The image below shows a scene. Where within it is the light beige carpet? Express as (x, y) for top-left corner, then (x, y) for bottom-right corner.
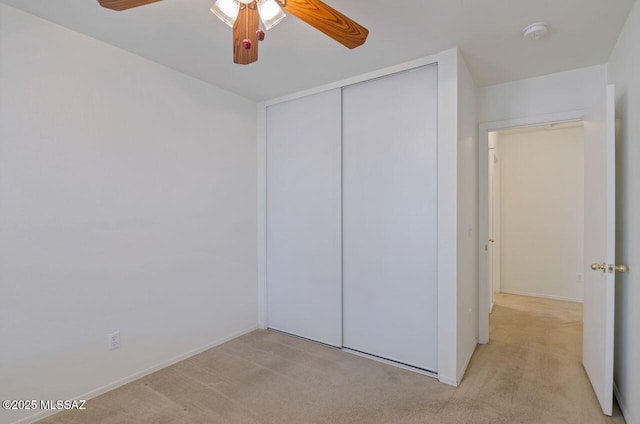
(39, 294), (625, 423)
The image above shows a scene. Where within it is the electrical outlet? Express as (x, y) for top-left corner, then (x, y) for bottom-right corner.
(577, 273), (584, 283)
(108, 331), (120, 350)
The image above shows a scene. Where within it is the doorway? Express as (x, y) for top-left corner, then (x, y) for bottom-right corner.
(478, 110), (587, 344)
(487, 121), (585, 307)
(478, 87), (618, 416)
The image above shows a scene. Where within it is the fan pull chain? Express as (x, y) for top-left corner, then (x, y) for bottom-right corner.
(242, 4), (252, 50)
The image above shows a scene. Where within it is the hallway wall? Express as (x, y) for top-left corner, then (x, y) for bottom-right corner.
(497, 124), (585, 302)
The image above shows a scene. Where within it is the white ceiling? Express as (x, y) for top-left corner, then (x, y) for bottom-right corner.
(1, 0), (635, 101)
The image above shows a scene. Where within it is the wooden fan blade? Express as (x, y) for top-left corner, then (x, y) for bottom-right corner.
(281, 0), (368, 49)
(97, 0), (162, 11)
(233, 3), (260, 65)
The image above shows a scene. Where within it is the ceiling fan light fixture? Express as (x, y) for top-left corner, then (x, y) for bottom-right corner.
(257, 0), (286, 30)
(211, 0), (240, 28)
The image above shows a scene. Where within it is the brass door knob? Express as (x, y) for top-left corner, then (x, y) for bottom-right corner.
(613, 264), (629, 273)
(488, 238), (495, 243)
(591, 262), (606, 272)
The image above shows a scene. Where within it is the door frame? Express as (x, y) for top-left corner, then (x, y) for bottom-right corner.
(477, 110), (586, 343)
(487, 144), (496, 310)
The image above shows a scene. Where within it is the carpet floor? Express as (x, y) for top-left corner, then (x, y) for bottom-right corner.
(39, 293), (626, 423)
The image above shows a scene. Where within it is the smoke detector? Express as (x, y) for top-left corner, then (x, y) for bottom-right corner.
(522, 22), (549, 40)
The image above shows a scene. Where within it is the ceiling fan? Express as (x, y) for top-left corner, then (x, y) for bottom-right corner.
(97, 0), (369, 65)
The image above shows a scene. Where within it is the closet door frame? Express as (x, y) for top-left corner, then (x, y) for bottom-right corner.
(257, 50), (460, 386)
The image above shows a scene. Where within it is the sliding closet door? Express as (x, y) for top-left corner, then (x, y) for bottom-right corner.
(266, 89), (342, 347)
(342, 65), (438, 371)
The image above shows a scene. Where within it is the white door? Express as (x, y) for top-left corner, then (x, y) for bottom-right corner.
(583, 84), (617, 415)
(342, 65), (438, 372)
(266, 89), (342, 347)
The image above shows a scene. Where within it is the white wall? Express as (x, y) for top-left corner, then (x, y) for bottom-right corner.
(434, 48), (462, 386)
(497, 125), (585, 302)
(608, 2), (640, 422)
(456, 51), (478, 383)
(478, 64), (608, 123)
(0, 5), (258, 424)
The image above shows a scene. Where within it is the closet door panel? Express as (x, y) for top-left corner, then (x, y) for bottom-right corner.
(342, 65), (438, 371)
(266, 89), (342, 347)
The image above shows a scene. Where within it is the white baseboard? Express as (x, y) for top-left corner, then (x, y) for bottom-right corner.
(614, 381), (636, 424)
(438, 375), (458, 387)
(15, 325), (258, 424)
(500, 289), (583, 304)
(490, 302), (494, 313)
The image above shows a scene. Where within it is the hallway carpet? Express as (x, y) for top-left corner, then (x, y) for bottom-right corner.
(39, 294), (625, 423)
